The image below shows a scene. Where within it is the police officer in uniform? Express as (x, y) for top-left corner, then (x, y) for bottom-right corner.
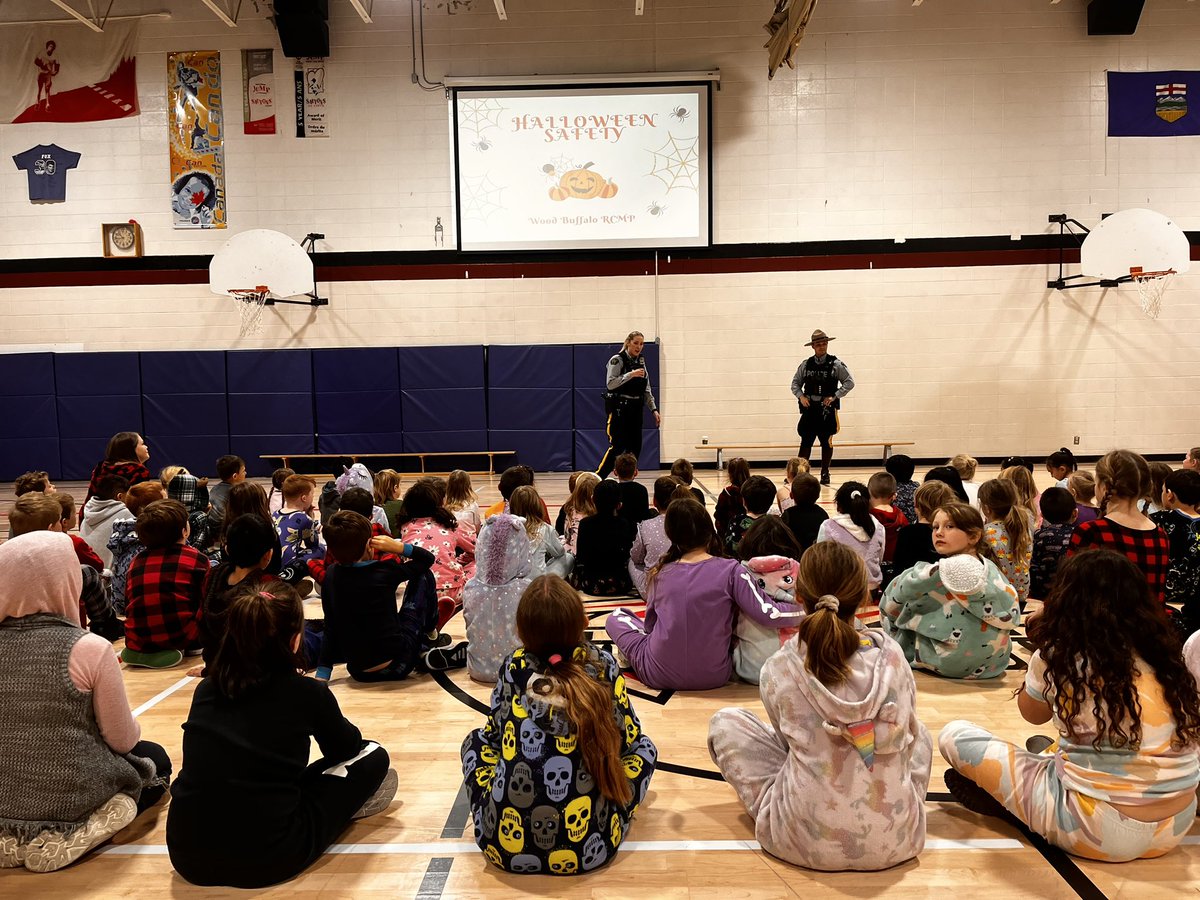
(597, 331), (660, 478)
(790, 329), (855, 485)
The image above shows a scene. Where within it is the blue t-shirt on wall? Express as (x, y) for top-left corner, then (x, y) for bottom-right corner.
(13, 144), (81, 202)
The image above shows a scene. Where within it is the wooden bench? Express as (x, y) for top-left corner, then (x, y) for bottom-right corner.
(260, 450), (516, 478)
(693, 441), (914, 469)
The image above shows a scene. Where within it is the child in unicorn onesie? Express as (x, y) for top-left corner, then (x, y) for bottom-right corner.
(709, 542), (932, 871)
(463, 514), (533, 683)
(880, 503), (1019, 680)
(336, 464), (390, 534)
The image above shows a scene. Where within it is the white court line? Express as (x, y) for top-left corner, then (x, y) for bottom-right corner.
(131, 676), (194, 718)
(98, 837), (1024, 857)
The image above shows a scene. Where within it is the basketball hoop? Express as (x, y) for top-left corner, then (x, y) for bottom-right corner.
(1129, 267), (1175, 320)
(230, 285), (270, 336)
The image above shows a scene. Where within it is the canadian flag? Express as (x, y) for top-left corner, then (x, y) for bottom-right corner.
(1, 22), (139, 124)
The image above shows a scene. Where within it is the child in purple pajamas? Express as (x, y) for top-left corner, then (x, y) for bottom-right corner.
(605, 498), (801, 691)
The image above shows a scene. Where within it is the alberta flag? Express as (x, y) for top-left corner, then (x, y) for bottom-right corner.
(1108, 71), (1200, 136)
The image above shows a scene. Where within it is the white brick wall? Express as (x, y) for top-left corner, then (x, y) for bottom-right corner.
(1, 0), (1197, 462)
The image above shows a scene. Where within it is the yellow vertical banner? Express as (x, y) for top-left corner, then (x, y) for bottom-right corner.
(168, 50), (226, 229)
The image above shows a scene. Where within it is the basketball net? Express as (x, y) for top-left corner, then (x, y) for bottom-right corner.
(1129, 267), (1175, 320)
(230, 286), (270, 336)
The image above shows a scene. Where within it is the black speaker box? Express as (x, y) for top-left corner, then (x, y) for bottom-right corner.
(1086, 0), (1145, 36)
(274, 0), (330, 58)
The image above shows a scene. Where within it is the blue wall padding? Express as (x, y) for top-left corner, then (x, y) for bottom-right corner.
(400, 388), (486, 432)
(143, 394), (229, 436)
(0, 354), (60, 478)
(0, 352), (55, 395)
(227, 349), (312, 394)
(490, 429), (574, 472)
(401, 429), (489, 454)
(574, 430), (609, 473)
(54, 352), (140, 396)
(56, 395), (142, 439)
(228, 393), (313, 436)
(489, 344), (572, 388)
(150, 435), (231, 477)
(59, 439), (110, 480)
(140, 350), (226, 394)
(398, 345), (484, 389)
(313, 347), (399, 393)
(489, 387), (571, 432)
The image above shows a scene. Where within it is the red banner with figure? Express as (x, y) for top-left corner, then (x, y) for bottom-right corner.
(1, 22), (140, 124)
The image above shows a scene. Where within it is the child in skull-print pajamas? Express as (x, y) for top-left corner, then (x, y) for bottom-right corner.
(460, 645), (655, 875)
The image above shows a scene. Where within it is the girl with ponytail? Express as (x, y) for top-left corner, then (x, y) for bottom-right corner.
(167, 582), (396, 888)
(461, 575), (655, 876)
(816, 481), (885, 589)
(881, 502), (1020, 679)
(979, 478), (1033, 603)
(709, 542), (932, 871)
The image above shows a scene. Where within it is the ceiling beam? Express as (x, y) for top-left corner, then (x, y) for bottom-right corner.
(46, 0), (107, 31)
(636, 0), (644, 14)
(493, 0), (507, 21)
(347, 0), (374, 23)
(198, 0), (243, 28)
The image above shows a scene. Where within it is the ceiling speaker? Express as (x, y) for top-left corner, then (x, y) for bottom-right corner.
(1086, 0), (1145, 36)
(274, 0), (330, 58)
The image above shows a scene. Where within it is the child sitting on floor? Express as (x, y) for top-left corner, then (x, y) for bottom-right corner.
(462, 513), (534, 683)
(1069, 470), (1099, 524)
(121, 500), (210, 669)
(612, 453), (651, 525)
(725, 475), (777, 555)
(1029, 487), (1077, 601)
(267, 466), (294, 517)
(606, 499), (801, 691)
(53, 493), (103, 573)
(571, 480), (635, 597)
(374, 469), (405, 535)
(206, 455), (246, 541)
(940, 550), (1200, 863)
(776, 457), (809, 513)
(108, 481), (167, 616)
(869, 471), (910, 587)
(628, 478), (690, 596)
(0, 532), (171, 873)
(315, 511), (460, 682)
(273, 474), (325, 581)
(817, 481), (885, 591)
(1152, 469), (1200, 635)
(780, 473), (827, 553)
(881, 502), (1019, 680)
(885, 454), (919, 526)
(671, 457), (706, 508)
(510, 485), (571, 578)
(980, 478), (1034, 604)
(710, 541), (932, 871)
(336, 463), (390, 534)
(732, 516), (805, 684)
(891, 481), (958, 578)
(714, 457), (751, 540)
(13, 469), (54, 496)
(560, 472), (600, 556)
(444, 470), (482, 536)
(161, 465), (210, 548)
(396, 480), (477, 627)
(461, 574), (656, 876)
(167, 582), (396, 889)
(80, 474), (130, 568)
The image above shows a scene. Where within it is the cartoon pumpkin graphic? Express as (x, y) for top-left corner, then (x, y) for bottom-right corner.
(549, 162), (618, 201)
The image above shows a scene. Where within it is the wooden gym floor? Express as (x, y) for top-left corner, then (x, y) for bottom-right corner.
(1, 462), (1197, 899)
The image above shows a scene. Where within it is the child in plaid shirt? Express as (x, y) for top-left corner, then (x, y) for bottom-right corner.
(1030, 488), (1077, 600)
(122, 499), (209, 669)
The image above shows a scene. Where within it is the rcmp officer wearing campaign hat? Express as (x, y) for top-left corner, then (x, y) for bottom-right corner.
(790, 329), (855, 485)
(597, 331), (660, 479)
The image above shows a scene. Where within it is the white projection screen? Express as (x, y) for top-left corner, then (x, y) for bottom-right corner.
(453, 83), (711, 252)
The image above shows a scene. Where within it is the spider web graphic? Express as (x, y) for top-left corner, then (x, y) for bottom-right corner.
(647, 133), (700, 193)
(459, 98), (506, 137)
(461, 175), (505, 223)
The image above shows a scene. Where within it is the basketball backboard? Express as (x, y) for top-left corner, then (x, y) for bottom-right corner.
(1079, 208), (1190, 280)
(209, 229), (315, 299)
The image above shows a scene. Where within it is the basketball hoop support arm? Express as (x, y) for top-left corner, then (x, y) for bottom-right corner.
(1047, 213), (1121, 290)
(265, 232), (329, 307)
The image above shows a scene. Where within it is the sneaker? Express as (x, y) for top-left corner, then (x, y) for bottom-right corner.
(121, 648), (184, 669)
(423, 640), (469, 671)
(0, 834), (26, 869)
(24, 793), (137, 873)
(353, 768), (398, 819)
(1026, 735), (1055, 754)
(426, 630), (453, 648)
(296, 578), (315, 600)
(820, 473), (831, 486)
(943, 769), (1019, 825)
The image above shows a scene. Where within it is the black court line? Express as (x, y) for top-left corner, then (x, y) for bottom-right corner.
(658, 760), (724, 781)
(431, 669), (489, 714)
(440, 785), (472, 839)
(415, 857), (453, 900)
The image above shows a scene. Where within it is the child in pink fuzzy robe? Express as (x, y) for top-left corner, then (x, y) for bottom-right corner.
(395, 481), (476, 626)
(709, 541), (932, 871)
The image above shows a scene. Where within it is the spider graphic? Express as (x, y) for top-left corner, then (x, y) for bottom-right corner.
(647, 201), (667, 216)
(471, 136), (492, 151)
(669, 106), (690, 123)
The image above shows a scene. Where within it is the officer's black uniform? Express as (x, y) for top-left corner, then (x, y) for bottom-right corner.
(597, 349), (656, 478)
